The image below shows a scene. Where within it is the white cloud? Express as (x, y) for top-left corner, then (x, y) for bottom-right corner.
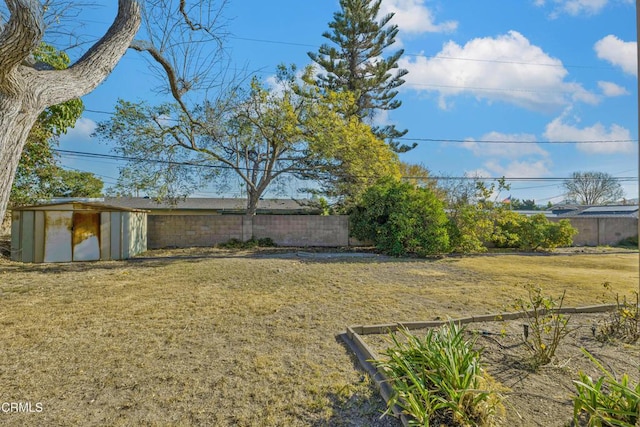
(59, 117), (97, 142)
(484, 159), (552, 178)
(535, 0), (610, 17)
(597, 80), (629, 97)
(400, 31), (597, 112)
(380, 0), (457, 34)
(544, 110), (634, 154)
(594, 35), (637, 77)
(462, 132), (548, 159)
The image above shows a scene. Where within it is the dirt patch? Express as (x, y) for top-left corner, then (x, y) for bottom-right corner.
(361, 312), (640, 426)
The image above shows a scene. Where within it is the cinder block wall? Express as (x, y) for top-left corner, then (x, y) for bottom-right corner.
(252, 215), (349, 247)
(147, 215), (350, 248)
(560, 217), (638, 246)
(148, 215), (244, 248)
(147, 214), (637, 249)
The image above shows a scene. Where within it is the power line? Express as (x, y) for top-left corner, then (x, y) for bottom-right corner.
(55, 148), (638, 182)
(227, 35), (615, 71)
(81, 109), (638, 145)
(399, 137), (638, 144)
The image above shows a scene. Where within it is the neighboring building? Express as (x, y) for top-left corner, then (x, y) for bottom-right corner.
(11, 202), (148, 263)
(103, 197), (321, 215)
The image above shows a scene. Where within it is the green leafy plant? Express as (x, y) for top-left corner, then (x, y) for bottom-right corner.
(218, 237), (276, 249)
(573, 348), (640, 426)
(598, 283), (639, 344)
(513, 285), (571, 368)
(491, 213), (577, 251)
(375, 322), (501, 426)
(349, 177), (450, 257)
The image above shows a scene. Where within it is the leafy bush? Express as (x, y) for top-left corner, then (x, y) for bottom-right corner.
(512, 285), (571, 368)
(218, 237), (276, 249)
(573, 348), (640, 427)
(616, 235), (638, 248)
(375, 323), (501, 426)
(350, 177), (450, 256)
(492, 213), (577, 251)
(447, 203), (493, 253)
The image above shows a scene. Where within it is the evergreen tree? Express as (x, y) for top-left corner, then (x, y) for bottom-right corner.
(308, 0), (414, 152)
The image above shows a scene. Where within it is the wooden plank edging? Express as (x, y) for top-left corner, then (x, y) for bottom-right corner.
(339, 303), (624, 426)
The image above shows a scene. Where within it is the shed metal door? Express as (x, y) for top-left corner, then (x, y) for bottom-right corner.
(44, 211), (73, 262)
(72, 212), (101, 261)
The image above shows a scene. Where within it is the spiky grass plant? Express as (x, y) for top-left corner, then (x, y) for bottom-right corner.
(375, 322), (501, 426)
(573, 348), (640, 427)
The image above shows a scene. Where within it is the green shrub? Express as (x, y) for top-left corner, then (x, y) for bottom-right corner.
(616, 235), (638, 248)
(573, 348), (640, 426)
(218, 237), (277, 249)
(492, 213), (577, 251)
(349, 177), (450, 256)
(447, 203), (493, 253)
(375, 323), (501, 426)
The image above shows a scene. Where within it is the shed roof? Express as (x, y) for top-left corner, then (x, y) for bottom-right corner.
(12, 201), (149, 213)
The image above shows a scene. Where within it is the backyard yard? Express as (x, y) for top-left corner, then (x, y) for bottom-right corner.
(0, 246), (638, 426)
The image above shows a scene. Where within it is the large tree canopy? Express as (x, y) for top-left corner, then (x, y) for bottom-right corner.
(96, 66), (400, 214)
(0, 1), (141, 221)
(308, 0), (413, 152)
(562, 171), (625, 205)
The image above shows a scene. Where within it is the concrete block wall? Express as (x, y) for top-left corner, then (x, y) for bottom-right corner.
(147, 215), (350, 248)
(561, 217), (638, 246)
(251, 215), (349, 247)
(148, 215), (243, 248)
(147, 214), (637, 249)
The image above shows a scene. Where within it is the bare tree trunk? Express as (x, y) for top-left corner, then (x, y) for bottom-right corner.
(0, 0), (141, 221)
(246, 189), (259, 216)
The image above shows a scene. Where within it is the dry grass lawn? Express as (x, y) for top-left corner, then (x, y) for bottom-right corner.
(0, 247), (637, 426)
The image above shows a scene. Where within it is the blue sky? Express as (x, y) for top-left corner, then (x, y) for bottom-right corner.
(56, 0), (638, 205)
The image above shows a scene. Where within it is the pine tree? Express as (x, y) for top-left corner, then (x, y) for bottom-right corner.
(308, 0), (414, 152)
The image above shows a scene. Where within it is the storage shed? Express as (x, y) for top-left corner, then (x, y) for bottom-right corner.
(11, 202), (148, 263)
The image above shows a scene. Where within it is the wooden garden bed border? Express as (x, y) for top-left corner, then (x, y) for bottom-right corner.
(338, 304), (620, 426)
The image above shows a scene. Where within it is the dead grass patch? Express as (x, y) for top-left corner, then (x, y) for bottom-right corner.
(0, 248), (637, 426)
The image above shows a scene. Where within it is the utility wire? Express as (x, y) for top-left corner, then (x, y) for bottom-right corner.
(81, 109), (638, 145)
(55, 148), (638, 181)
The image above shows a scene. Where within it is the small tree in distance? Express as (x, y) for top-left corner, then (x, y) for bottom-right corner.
(563, 171), (624, 205)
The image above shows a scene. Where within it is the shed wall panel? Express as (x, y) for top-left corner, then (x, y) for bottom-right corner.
(122, 212), (131, 258)
(110, 213), (122, 260)
(44, 211), (72, 262)
(100, 212), (111, 261)
(34, 211), (45, 263)
(21, 211), (35, 263)
(10, 211), (20, 261)
(72, 212), (101, 261)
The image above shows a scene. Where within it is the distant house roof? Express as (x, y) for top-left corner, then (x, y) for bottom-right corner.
(548, 204), (638, 218)
(514, 204), (639, 219)
(567, 205), (639, 218)
(511, 210), (558, 218)
(103, 197), (320, 214)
